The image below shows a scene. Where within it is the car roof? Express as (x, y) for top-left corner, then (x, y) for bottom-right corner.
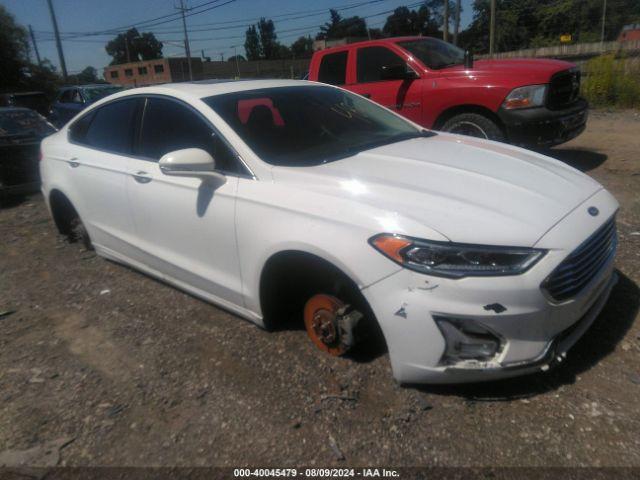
(0, 106), (36, 113)
(103, 79), (323, 101)
(1, 91), (45, 97)
(59, 84), (116, 91)
(317, 35), (435, 53)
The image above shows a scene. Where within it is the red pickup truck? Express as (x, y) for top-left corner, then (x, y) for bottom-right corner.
(308, 36), (587, 147)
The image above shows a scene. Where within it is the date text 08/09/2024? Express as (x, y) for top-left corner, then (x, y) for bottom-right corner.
(233, 468), (400, 478)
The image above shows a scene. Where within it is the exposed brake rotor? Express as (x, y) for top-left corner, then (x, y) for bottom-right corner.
(303, 294), (362, 356)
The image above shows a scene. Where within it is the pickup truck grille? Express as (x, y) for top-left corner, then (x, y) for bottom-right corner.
(543, 216), (617, 302)
(547, 69), (581, 110)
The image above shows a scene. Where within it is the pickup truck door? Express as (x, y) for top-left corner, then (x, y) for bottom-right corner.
(346, 46), (423, 125)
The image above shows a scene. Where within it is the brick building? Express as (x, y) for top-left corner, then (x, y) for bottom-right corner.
(103, 57), (203, 86)
(618, 24), (640, 42)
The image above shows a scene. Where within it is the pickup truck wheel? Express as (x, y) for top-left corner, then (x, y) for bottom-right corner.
(441, 113), (505, 142)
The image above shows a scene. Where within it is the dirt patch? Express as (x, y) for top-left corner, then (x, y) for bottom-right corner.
(0, 110), (639, 467)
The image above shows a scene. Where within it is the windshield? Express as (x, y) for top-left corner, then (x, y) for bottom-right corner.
(397, 38), (465, 70)
(204, 86), (428, 167)
(81, 86), (123, 102)
(0, 109), (56, 137)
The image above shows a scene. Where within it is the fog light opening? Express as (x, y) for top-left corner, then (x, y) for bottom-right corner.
(434, 316), (504, 365)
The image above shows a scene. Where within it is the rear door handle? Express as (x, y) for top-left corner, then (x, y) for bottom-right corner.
(67, 157), (79, 168)
(132, 171), (152, 184)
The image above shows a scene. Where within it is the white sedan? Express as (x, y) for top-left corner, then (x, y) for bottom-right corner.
(40, 80), (618, 384)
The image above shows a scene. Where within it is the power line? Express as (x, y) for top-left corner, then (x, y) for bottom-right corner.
(36, 0), (393, 38)
(193, 0), (424, 47)
(52, 0), (233, 39)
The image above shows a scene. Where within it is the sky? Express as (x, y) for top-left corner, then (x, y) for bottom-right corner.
(2, 0), (474, 74)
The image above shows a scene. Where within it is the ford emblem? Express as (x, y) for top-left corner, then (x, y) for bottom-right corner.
(588, 206), (599, 216)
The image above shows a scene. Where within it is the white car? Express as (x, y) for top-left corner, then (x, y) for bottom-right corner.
(40, 80), (618, 384)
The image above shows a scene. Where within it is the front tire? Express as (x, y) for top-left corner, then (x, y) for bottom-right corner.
(441, 113), (505, 142)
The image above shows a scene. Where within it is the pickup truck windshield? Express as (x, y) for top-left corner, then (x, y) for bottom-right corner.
(204, 86), (429, 167)
(397, 38), (465, 70)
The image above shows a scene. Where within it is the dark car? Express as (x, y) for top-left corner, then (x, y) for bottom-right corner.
(0, 91), (50, 116)
(0, 107), (57, 196)
(49, 84), (123, 127)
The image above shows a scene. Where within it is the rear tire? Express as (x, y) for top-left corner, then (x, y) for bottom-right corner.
(69, 216), (93, 250)
(441, 113), (505, 142)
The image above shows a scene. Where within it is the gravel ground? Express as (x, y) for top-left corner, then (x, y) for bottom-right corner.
(0, 110), (639, 468)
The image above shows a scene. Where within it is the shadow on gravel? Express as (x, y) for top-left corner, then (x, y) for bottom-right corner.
(543, 148), (608, 172)
(415, 271), (639, 401)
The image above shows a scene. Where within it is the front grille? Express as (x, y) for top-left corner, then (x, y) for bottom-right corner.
(543, 216), (617, 302)
(547, 69), (581, 110)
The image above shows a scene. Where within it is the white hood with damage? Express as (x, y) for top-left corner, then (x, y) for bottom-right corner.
(271, 133), (602, 247)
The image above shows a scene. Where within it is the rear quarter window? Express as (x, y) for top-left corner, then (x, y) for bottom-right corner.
(317, 51), (348, 86)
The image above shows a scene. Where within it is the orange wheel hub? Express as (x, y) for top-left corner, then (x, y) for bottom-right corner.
(304, 294), (348, 356)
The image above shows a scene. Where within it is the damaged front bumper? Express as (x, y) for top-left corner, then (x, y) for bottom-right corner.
(361, 189), (619, 384)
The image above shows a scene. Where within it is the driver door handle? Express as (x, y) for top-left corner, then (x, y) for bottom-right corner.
(67, 157), (79, 168)
(132, 171), (152, 184)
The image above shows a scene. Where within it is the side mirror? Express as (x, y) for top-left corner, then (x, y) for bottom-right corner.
(159, 148), (225, 181)
(464, 49), (474, 69)
(380, 63), (418, 81)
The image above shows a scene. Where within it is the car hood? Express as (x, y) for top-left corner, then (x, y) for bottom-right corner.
(271, 134), (602, 247)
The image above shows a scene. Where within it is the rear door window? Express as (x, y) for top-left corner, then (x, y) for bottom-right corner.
(317, 51), (348, 85)
(82, 98), (139, 154)
(68, 111), (95, 143)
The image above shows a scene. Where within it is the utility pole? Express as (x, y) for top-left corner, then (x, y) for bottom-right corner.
(443, 0), (449, 42)
(178, 0), (193, 81)
(600, 0), (607, 49)
(453, 0), (461, 46)
(233, 45), (240, 79)
(46, 0), (68, 81)
(489, 0), (496, 57)
(28, 25), (42, 67)
(125, 36), (131, 63)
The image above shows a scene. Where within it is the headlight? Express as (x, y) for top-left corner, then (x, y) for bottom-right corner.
(502, 84), (547, 109)
(369, 234), (546, 278)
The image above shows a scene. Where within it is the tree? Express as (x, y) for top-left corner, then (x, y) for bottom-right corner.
(68, 66), (100, 85)
(244, 25), (261, 60)
(317, 9), (368, 40)
(227, 54), (246, 62)
(459, 0), (640, 54)
(0, 5), (61, 97)
(0, 5), (30, 92)
(105, 28), (163, 65)
(258, 18), (279, 59)
(291, 36), (313, 58)
(383, 5), (439, 36)
(383, 7), (415, 36)
(425, 0), (456, 33)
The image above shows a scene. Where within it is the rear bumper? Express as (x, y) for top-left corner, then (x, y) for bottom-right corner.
(498, 99), (588, 147)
